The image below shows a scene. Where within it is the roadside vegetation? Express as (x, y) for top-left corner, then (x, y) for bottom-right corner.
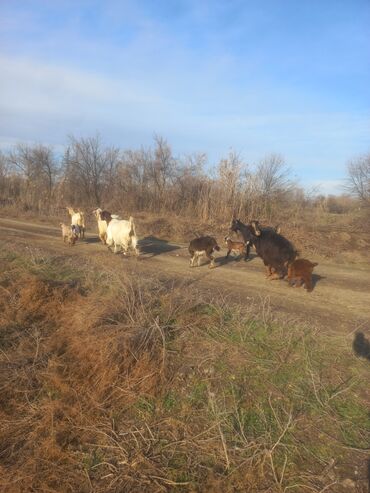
(0, 136), (369, 263)
(0, 241), (368, 492)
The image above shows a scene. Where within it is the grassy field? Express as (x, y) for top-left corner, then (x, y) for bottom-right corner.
(0, 241), (369, 492)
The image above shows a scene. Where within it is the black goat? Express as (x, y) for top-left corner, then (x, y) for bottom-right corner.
(229, 222), (280, 261)
(353, 332), (370, 361)
(230, 218), (297, 278)
(189, 236), (220, 268)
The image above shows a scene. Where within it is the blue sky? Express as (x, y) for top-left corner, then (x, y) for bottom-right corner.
(1, 0), (369, 193)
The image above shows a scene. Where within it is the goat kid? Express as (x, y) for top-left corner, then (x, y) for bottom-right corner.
(224, 236), (248, 259)
(60, 223), (78, 246)
(287, 258), (318, 292)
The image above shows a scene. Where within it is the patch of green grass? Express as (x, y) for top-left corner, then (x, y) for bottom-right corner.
(82, 448), (105, 473)
(308, 440), (340, 463)
(39, 384), (61, 401)
(163, 391), (179, 412)
(188, 381), (208, 408)
(0, 244), (83, 283)
(191, 303), (219, 317)
(134, 396), (156, 418)
(0, 248), (18, 263)
(331, 398), (370, 447)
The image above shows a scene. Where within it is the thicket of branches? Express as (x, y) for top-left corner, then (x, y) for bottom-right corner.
(0, 135), (365, 223)
(345, 153), (370, 206)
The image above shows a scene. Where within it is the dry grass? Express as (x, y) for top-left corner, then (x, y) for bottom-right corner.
(0, 243), (369, 492)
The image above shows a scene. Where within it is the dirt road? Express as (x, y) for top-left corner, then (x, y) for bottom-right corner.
(1, 217), (369, 334)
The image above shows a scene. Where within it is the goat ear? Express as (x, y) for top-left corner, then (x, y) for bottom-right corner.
(251, 221), (261, 236)
(275, 225), (281, 234)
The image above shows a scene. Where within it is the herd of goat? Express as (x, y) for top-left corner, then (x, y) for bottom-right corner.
(60, 207), (318, 292)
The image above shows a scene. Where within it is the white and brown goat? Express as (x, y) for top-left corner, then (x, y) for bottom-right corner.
(189, 236), (220, 268)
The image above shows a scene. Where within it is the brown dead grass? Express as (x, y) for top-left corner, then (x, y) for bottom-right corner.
(0, 272), (167, 492)
(0, 245), (369, 493)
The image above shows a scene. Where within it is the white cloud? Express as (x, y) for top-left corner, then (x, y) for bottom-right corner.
(0, 54), (162, 115)
(0, 52), (368, 178)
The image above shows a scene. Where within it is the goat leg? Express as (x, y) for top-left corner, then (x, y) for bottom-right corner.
(244, 242), (251, 261)
(303, 275), (313, 292)
(207, 252), (215, 268)
(265, 265), (273, 278)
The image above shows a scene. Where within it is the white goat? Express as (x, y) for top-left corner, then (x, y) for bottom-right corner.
(92, 208), (108, 244)
(66, 207), (85, 238)
(106, 216), (138, 255)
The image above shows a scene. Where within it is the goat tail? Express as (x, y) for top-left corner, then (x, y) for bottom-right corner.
(129, 216), (136, 237)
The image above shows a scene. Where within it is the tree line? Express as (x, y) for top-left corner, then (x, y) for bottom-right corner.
(0, 135), (368, 222)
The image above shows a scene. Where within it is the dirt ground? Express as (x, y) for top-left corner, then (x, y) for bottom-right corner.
(1, 216), (369, 335)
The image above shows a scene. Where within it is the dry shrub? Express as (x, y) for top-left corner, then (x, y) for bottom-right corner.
(0, 264), (177, 492)
(0, 249), (368, 493)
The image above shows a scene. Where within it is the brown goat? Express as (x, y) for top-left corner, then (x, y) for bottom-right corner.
(224, 236), (248, 259)
(287, 258), (318, 292)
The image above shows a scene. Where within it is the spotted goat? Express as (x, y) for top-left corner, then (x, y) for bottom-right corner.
(189, 236), (220, 268)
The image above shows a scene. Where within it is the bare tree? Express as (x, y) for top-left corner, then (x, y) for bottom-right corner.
(217, 151), (244, 218)
(345, 153), (370, 206)
(147, 136), (177, 210)
(254, 154), (293, 219)
(0, 151), (9, 202)
(62, 135), (119, 206)
(7, 143), (57, 211)
(115, 148), (152, 210)
(175, 153), (207, 215)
